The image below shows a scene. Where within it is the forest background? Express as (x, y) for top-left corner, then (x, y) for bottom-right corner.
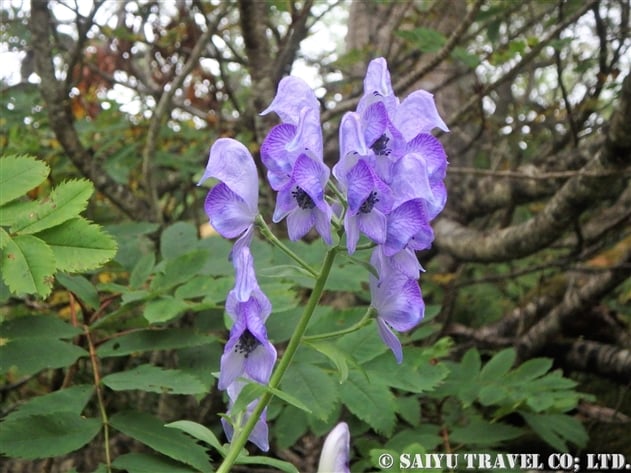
(0, 0), (630, 472)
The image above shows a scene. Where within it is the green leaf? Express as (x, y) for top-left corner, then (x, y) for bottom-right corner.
(0, 337), (87, 376)
(0, 314), (81, 339)
(144, 296), (189, 323)
(281, 363), (339, 421)
(174, 275), (232, 303)
(111, 452), (201, 473)
(336, 325), (388, 364)
(165, 420), (225, 455)
(34, 217), (117, 272)
(306, 340), (350, 383)
(340, 371), (397, 435)
(150, 250), (208, 292)
(1, 234), (56, 297)
(5, 385), (94, 421)
(0, 155), (49, 206)
(160, 222), (199, 259)
(235, 455), (299, 473)
(97, 328), (216, 358)
(449, 416), (524, 446)
(109, 411), (212, 473)
(56, 273), (100, 310)
(479, 348), (516, 381)
(521, 412), (588, 451)
(0, 227), (9, 249)
(101, 364), (206, 395)
(0, 412), (101, 459)
(396, 27), (447, 52)
(130, 252), (156, 289)
(11, 179), (93, 234)
(272, 406), (308, 449)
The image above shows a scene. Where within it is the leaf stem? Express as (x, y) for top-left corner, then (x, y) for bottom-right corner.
(216, 245), (338, 473)
(84, 325), (112, 472)
(255, 215), (318, 278)
(303, 306), (376, 342)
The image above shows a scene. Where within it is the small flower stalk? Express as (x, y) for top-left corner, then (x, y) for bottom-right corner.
(200, 57), (448, 461)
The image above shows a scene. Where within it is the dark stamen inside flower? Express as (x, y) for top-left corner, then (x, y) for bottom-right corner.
(292, 186), (316, 210)
(235, 330), (260, 358)
(371, 134), (391, 156)
(359, 191), (379, 214)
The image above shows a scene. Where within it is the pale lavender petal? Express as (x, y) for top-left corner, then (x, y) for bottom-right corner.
(394, 90), (449, 140)
(199, 138), (258, 211)
(377, 276), (424, 331)
(230, 225), (255, 262)
(372, 246), (422, 280)
(261, 123), (298, 189)
(272, 181), (298, 222)
(286, 208), (315, 241)
(346, 160), (375, 213)
(261, 76), (320, 125)
(361, 101), (389, 149)
(293, 106), (323, 158)
(343, 213), (361, 254)
(358, 210), (387, 245)
(339, 112), (368, 158)
(223, 382), (270, 451)
(376, 317), (403, 364)
(205, 184), (255, 239)
(384, 199), (428, 256)
(218, 346), (247, 390)
(293, 154), (330, 208)
(317, 422), (351, 473)
(406, 133), (448, 180)
(363, 57), (394, 98)
(313, 204), (333, 245)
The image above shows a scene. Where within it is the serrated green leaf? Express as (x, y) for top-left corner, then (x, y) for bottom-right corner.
(1, 234), (56, 297)
(340, 371), (396, 435)
(336, 325), (388, 364)
(165, 420), (225, 455)
(266, 385), (312, 414)
(0, 199), (39, 227)
(150, 250), (208, 292)
(130, 252), (156, 289)
(509, 357), (554, 382)
(0, 155), (49, 206)
(34, 218), (117, 272)
(97, 328), (216, 358)
(281, 363), (338, 421)
(479, 348), (516, 381)
(110, 411), (212, 473)
(0, 227), (10, 249)
(396, 396), (421, 427)
(12, 179), (93, 234)
(0, 412), (100, 459)
(111, 452), (200, 473)
(273, 406), (308, 450)
(144, 296), (189, 323)
(5, 385), (94, 421)
(102, 364), (206, 395)
(306, 340), (350, 383)
(56, 273), (100, 310)
(174, 275), (231, 303)
(0, 337), (87, 376)
(449, 416), (524, 446)
(0, 314), (81, 339)
(161, 222), (199, 259)
(521, 412), (587, 452)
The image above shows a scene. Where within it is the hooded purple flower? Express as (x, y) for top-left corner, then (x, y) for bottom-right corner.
(260, 76), (323, 190)
(221, 380), (270, 451)
(273, 153), (333, 244)
(343, 159), (393, 254)
(198, 138), (259, 251)
(369, 248), (424, 363)
(219, 248), (275, 390)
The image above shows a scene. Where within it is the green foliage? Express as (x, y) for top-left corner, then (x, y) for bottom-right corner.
(0, 155), (117, 297)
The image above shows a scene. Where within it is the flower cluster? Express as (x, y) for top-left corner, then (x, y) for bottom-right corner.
(333, 58), (449, 362)
(200, 57), (448, 451)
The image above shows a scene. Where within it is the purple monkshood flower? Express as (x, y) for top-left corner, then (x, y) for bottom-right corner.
(198, 138), (259, 252)
(317, 422), (351, 473)
(222, 380), (270, 452)
(260, 76), (323, 190)
(369, 247), (424, 363)
(219, 248), (275, 390)
(343, 159), (393, 254)
(272, 153), (333, 244)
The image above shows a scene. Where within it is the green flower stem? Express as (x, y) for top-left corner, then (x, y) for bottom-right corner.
(303, 306), (376, 342)
(216, 246), (339, 473)
(255, 215), (318, 278)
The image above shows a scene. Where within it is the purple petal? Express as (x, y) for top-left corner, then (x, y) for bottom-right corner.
(272, 181), (298, 223)
(343, 213), (361, 254)
(261, 124), (298, 189)
(199, 138), (258, 211)
(346, 160), (375, 213)
(376, 276), (424, 331)
(372, 246), (422, 280)
(286, 208), (316, 241)
(376, 317), (403, 364)
(363, 57), (394, 98)
(358, 209), (387, 245)
(317, 422), (351, 473)
(384, 199), (429, 256)
(293, 154), (330, 208)
(222, 383), (270, 451)
(406, 133), (448, 180)
(394, 90), (449, 140)
(339, 112), (369, 158)
(361, 102), (389, 149)
(261, 76), (320, 126)
(313, 205), (333, 245)
(205, 184), (255, 239)
(391, 154), (433, 207)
